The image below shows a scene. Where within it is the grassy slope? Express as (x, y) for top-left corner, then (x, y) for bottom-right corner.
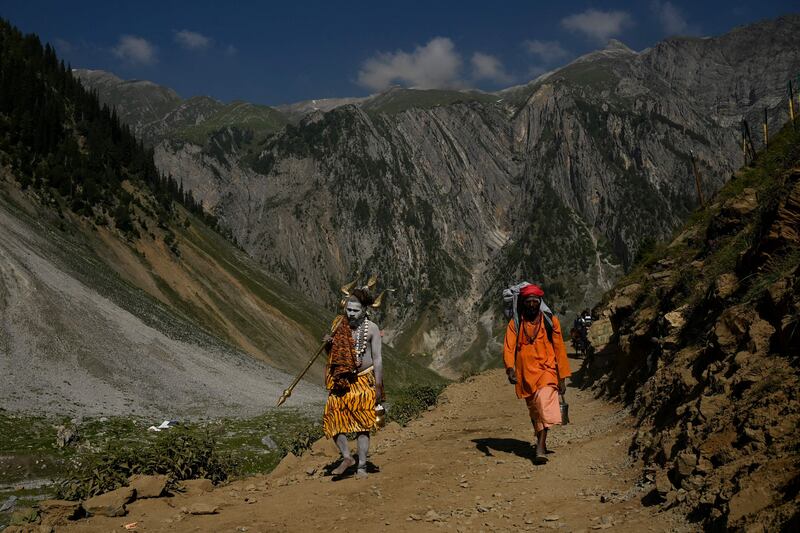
(362, 88), (499, 115)
(175, 101), (289, 145)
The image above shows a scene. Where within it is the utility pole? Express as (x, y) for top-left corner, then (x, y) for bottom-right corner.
(741, 119), (756, 165)
(690, 150), (705, 207)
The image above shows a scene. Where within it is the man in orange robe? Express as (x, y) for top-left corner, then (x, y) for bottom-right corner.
(503, 284), (571, 462)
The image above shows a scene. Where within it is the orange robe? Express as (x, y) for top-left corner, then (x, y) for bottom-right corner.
(503, 314), (571, 399)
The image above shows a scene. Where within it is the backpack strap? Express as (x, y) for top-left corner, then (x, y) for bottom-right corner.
(543, 315), (553, 343)
(540, 300), (554, 343)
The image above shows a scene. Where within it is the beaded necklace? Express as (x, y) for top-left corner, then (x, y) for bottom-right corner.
(353, 318), (369, 366)
(521, 314), (542, 345)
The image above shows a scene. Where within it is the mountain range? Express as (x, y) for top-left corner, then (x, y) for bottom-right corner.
(0, 19), (440, 417)
(74, 16), (800, 376)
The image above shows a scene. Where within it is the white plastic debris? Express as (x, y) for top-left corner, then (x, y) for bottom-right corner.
(147, 420), (179, 432)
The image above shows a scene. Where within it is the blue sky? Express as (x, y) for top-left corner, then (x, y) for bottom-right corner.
(2, 1), (797, 105)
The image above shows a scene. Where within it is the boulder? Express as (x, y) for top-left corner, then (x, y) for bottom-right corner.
(714, 273), (738, 300)
(260, 435), (279, 451)
(186, 503), (219, 515)
(55, 425), (79, 448)
(674, 452), (697, 480)
(127, 474), (168, 498)
(655, 469), (674, 498)
(270, 451), (298, 479)
(767, 278), (790, 307)
(747, 317), (775, 355)
(0, 495), (17, 513)
(608, 295), (634, 316)
(714, 306), (750, 352)
(38, 500), (83, 526)
(180, 478), (214, 495)
(728, 485), (774, 523)
(8, 506), (39, 526)
(619, 283), (642, 298)
(698, 394), (726, 420)
(722, 188), (758, 218)
(308, 437), (338, 459)
(83, 486), (134, 517)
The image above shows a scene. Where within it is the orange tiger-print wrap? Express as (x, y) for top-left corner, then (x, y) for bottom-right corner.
(323, 368), (377, 438)
(326, 316), (358, 394)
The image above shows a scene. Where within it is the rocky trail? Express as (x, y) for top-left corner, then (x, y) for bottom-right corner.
(57, 360), (695, 532)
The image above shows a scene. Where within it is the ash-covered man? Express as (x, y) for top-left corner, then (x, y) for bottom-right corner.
(323, 288), (384, 477)
(503, 284), (571, 462)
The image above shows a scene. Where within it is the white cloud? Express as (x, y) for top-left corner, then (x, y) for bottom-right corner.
(53, 38), (74, 54)
(524, 40), (569, 64)
(357, 37), (464, 91)
(651, 1), (699, 36)
(561, 9), (633, 43)
(174, 30), (212, 50)
(471, 52), (513, 84)
(112, 35), (157, 65)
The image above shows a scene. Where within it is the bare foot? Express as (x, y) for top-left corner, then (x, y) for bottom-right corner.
(332, 456), (355, 475)
(355, 467), (368, 479)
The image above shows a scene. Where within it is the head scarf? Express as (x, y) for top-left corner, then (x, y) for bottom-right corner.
(520, 284), (544, 298)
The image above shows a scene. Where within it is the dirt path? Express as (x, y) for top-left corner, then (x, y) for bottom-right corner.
(61, 361), (695, 532)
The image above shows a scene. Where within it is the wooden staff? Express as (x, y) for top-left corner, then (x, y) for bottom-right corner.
(763, 108), (769, 148)
(276, 315), (344, 407)
(790, 80), (796, 128)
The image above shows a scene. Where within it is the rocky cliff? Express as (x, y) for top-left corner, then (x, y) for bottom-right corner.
(77, 15), (800, 376)
(583, 122), (799, 529)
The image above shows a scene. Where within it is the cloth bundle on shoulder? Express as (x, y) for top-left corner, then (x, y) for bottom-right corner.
(327, 317), (358, 394)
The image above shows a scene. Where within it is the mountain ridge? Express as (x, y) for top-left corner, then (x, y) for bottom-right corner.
(76, 15), (800, 376)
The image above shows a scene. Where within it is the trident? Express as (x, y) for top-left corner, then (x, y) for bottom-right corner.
(275, 274), (391, 407)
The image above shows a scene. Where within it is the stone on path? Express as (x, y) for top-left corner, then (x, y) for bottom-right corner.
(38, 499), (82, 525)
(128, 474), (168, 498)
(186, 503), (219, 515)
(83, 486), (135, 517)
(180, 478), (214, 495)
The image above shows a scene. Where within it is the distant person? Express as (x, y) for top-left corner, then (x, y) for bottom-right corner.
(578, 309), (592, 329)
(571, 308), (593, 357)
(503, 284), (571, 462)
(323, 288), (384, 478)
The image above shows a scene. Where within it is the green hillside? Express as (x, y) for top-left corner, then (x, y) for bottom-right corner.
(175, 101), (289, 145)
(362, 87), (499, 115)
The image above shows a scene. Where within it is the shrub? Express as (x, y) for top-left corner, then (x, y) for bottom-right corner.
(55, 426), (235, 501)
(388, 384), (445, 426)
(272, 421), (324, 457)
